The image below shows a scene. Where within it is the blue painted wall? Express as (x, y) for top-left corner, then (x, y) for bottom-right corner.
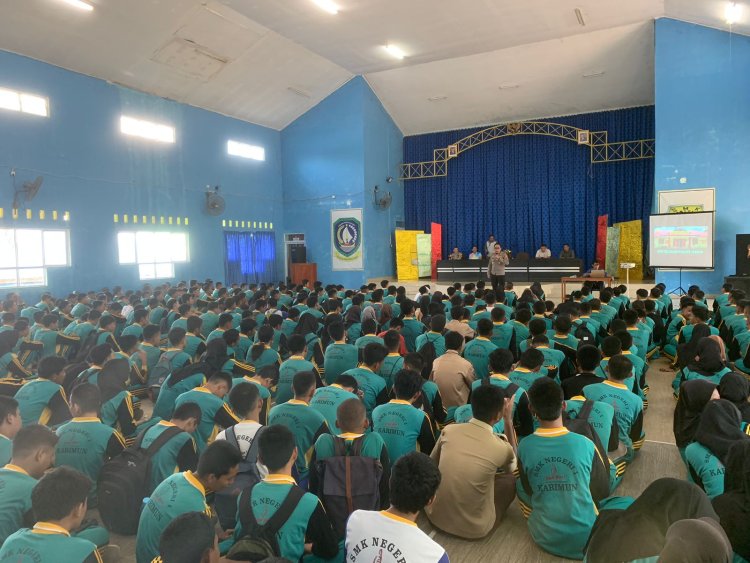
(655, 18), (750, 289)
(0, 49), (283, 300)
(281, 76), (403, 287)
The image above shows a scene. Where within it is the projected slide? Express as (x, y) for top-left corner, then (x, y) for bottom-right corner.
(649, 211), (714, 269)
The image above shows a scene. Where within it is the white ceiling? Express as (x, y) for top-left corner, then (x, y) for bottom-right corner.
(0, 0), (745, 134)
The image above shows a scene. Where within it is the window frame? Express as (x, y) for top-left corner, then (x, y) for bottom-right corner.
(0, 227), (71, 288)
(116, 230), (189, 281)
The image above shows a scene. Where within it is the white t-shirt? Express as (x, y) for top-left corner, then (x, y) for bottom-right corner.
(345, 510), (449, 563)
(215, 420), (268, 478)
(536, 248), (552, 258)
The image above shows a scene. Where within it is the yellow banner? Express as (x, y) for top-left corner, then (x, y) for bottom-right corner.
(395, 230), (422, 280)
(614, 219), (643, 281)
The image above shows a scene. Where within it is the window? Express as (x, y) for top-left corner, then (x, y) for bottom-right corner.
(0, 87), (49, 117)
(227, 140), (265, 161)
(117, 231), (188, 280)
(0, 229), (70, 288)
(120, 115), (175, 143)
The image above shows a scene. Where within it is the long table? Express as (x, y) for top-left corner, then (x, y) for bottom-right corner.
(436, 258), (583, 282)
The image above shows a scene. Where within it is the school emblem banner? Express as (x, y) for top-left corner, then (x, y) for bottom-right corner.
(331, 208), (363, 270)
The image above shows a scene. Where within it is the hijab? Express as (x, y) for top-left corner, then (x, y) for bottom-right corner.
(294, 313), (320, 339)
(712, 441), (750, 560)
(361, 306), (377, 325)
(97, 358), (131, 403)
(674, 379), (717, 449)
(688, 337), (726, 377)
(168, 339), (228, 388)
(657, 518), (732, 563)
(344, 306), (361, 328)
(718, 372), (750, 422)
(677, 324), (712, 370)
(0, 331), (18, 357)
(378, 304), (393, 329)
(585, 478), (719, 563)
(694, 399), (748, 464)
(518, 289), (536, 304)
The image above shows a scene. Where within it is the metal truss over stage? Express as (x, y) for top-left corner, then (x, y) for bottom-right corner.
(400, 121), (655, 180)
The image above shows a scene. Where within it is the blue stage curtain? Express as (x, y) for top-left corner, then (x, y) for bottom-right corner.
(404, 106), (654, 270)
(224, 231), (276, 284)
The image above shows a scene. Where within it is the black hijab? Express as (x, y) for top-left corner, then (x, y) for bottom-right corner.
(688, 337), (726, 376)
(718, 372), (750, 423)
(694, 399), (748, 464)
(712, 441), (750, 560)
(0, 331), (18, 357)
(97, 358), (131, 403)
(585, 478), (718, 563)
(167, 339), (227, 388)
(674, 379), (717, 449)
(657, 518), (732, 563)
(294, 313), (320, 337)
(677, 324), (712, 370)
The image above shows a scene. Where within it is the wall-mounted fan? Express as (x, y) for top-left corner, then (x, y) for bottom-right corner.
(12, 174), (43, 210)
(373, 185), (392, 210)
(204, 185), (225, 216)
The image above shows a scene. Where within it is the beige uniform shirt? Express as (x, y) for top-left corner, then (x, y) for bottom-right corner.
(430, 350), (475, 408)
(426, 419), (515, 539)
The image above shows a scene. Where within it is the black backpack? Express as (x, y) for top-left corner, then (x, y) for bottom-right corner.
(315, 436), (383, 538)
(574, 321), (596, 346)
(227, 485), (305, 561)
(97, 425), (183, 535)
(214, 425), (267, 529)
(563, 400), (611, 504)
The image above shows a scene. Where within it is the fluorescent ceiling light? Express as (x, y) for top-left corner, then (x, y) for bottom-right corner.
(498, 83), (520, 90)
(287, 86), (312, 98)
(59, 0), (94, 11)
(120, 115), (175, 143)
(582, 70), (606, 78)
(427, 95), (447, 102)
(311, 0), (339, 14)
(227, 140), (265, 161)
(384, 44), (406, 59)
(726, 2), (742, 24)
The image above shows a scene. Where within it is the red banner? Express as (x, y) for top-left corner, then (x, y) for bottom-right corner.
(430, 223), (442, 280)
(596, 215), (608, 266)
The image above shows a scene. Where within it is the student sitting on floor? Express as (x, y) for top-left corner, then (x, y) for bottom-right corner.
(309, 373), (359, 436)
(222, 424), (338, 561)
(268, 370), (329, 488)
(562, 345), (604, 399)
(277, 334), (319, 405)
(427, 384), (516, 540)
(246, 325), (280, 370)
(378, 329), (404, 390)
(173, 371), (240, 453)
(462, 319), (498, 380)
(137, 440), (242, 563)
(97, 358), (139, 441)
(346, 451), (448, 563)
(431, 331), (475, 423)
(309, 398), (390, 519)
(676, 337), (733, 395)
(517, 378), (609, 560)
(374, 369), (436, 462)
(156, 511), (218, 563)
(0, 467), (112, 563)
(509, 348), (546, 391)
(415, 314), (447, 358)
(139, 401), (200, 494)
(664, 297), (695, 360)
(0, 397), (21, 466)
(547, 315), (579, 353)
(456, 349), (534, 438)
(14, 355), (71, 427)
(54, 383), (126, 507)
(686, 399), (749, 499)
(132, 325), (163, 387)
(585, 354), (645, 464)
(322, 322), (358, 385)
(712, 440), (750, 562)
(0, 425), (58, 544)
(342, 343), (389, 421)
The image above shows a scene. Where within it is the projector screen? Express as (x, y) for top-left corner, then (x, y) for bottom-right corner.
(649, 212), (714, 269)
